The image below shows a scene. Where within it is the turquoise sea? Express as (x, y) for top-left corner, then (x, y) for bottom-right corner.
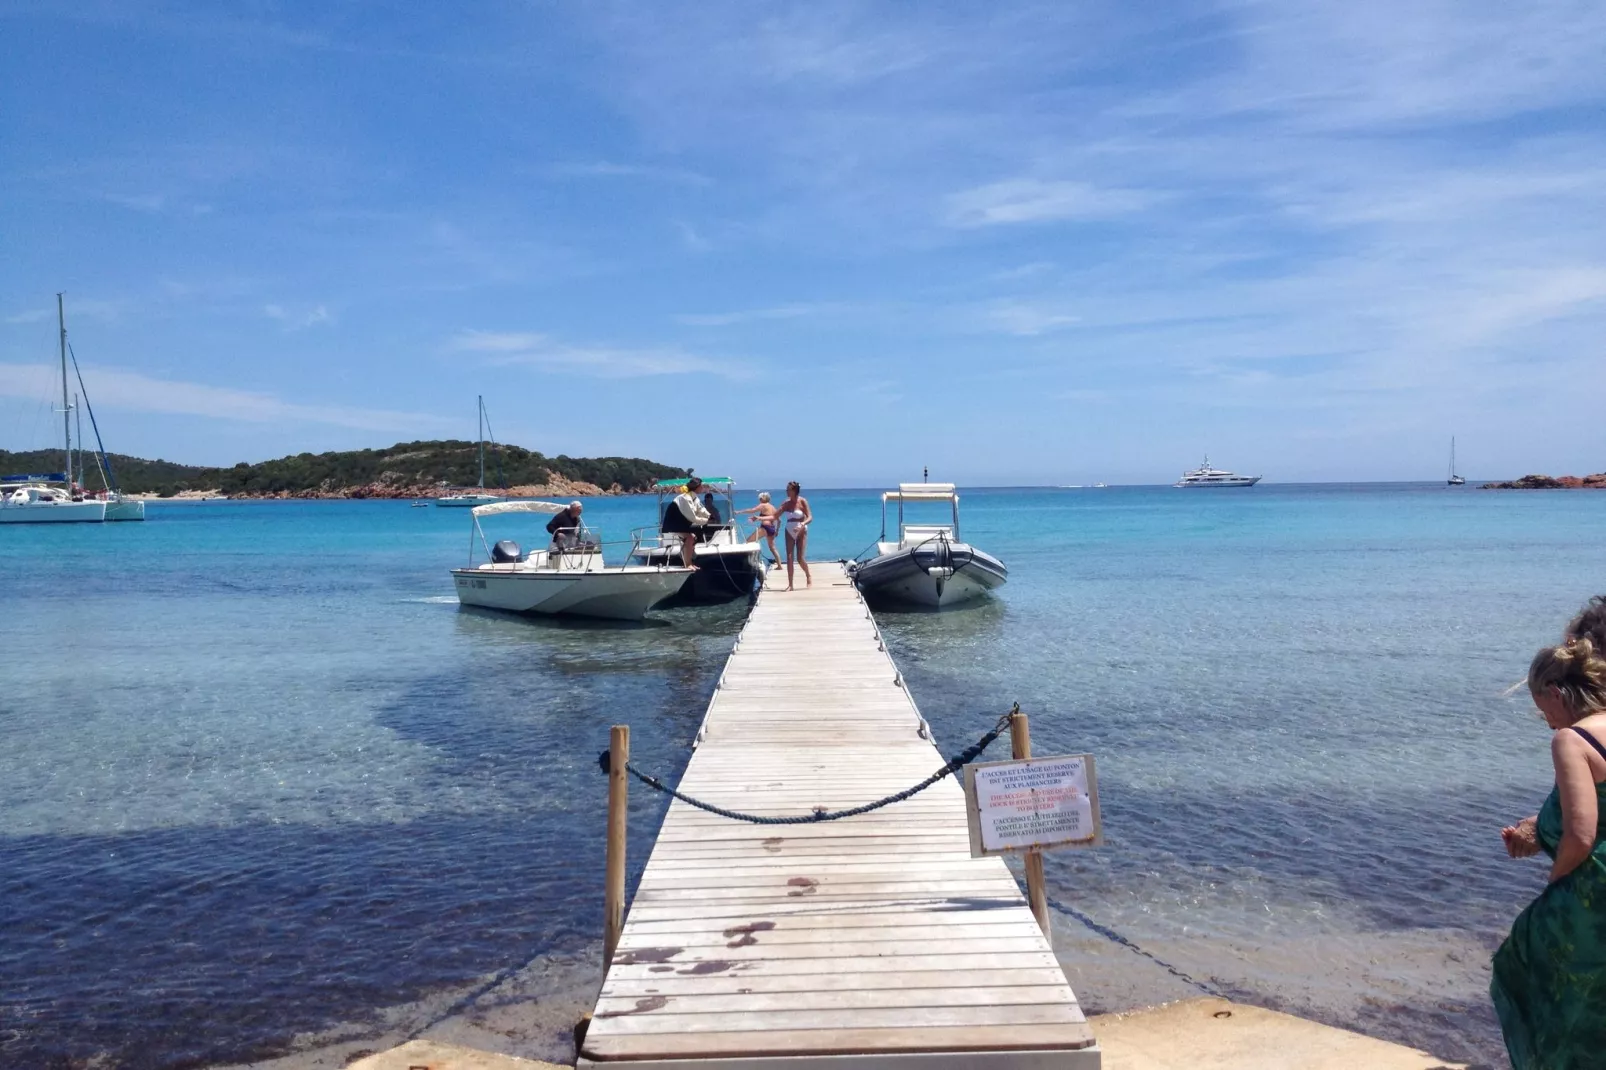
(5, 484), (1606, 1069)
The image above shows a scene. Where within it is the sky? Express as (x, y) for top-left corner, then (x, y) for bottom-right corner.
(2, 1), (1604, 487)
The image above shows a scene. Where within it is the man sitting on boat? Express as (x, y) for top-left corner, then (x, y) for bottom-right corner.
(662, 477), (713, 567)
(546, 501), (584, 547)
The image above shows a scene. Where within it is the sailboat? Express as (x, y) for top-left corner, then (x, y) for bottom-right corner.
(436, 396), (503, 507)
(65, 317), (144, 520)
(0, 295), (108, 524)
(1448, 438), (1466, 486)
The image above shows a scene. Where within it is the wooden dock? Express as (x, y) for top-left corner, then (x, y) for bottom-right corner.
(580, 561), (1099, 1068)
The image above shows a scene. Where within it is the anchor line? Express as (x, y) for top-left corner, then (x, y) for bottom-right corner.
(1044, 896), (1223, 997)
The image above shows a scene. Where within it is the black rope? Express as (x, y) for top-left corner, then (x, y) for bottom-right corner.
(599, 706), (1017, 825)
(1045, 896), (1222, 997)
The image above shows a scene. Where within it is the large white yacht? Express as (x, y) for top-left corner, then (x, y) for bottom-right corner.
(848, 483), (1007, 608)
(1174, 456), (1261, 488)
(451, 500), (693, 620)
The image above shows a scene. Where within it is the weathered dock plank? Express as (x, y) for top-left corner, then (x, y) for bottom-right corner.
(579, 561), (1099, 1068)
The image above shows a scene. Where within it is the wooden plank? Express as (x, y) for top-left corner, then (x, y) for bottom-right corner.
(583, 1024), (1097, 1059)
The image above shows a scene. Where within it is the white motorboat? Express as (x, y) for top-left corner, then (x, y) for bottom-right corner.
(1174, 456), (1261, 488)
(0, 295), (111, 525)
(848, 483), (1007, 608)
(450, 500), (693, 620)
(630, 477), (765, 603)
(437, 396), (505, 507)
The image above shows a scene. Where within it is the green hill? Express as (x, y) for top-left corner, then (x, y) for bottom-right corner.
(0, 442), (684, 497)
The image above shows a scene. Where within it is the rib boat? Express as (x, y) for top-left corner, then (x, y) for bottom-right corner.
(848, 483), (1007, 608)
(450, 500), (692, 620)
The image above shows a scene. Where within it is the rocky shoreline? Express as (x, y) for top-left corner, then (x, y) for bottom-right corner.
(132, 475), (647, 501)
(1482, 473), (1606, 489)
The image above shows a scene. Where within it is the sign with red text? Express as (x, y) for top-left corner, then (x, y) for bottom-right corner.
(963, 754), (1102, 857)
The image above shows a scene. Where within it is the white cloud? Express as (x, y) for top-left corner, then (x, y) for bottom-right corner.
(674, 304), (829, 327)
(943, 179), (1151, 228)
(982, 300), (1081, 337)
(264, 303), (334, 329)
(544, 160), (712, 185)
(450, 330), (751, 379)
(0, 363), (451, 433)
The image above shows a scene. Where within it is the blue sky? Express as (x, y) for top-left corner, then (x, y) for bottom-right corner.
(2, 1), (1604, 486)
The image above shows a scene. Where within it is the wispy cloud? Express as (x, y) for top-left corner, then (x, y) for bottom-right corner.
(980, 300), (1081, 337)
(543, 160), (712, 186)
(450, 330), (752, 379)
(944, 179), (1151, 228)
(0, 363), (452, 432)
(674, 304), (833, 327)
(264, 303), (334, 330)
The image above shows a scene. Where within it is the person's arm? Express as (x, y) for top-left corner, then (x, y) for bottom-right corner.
(546, 513), (562, 534)
(799, 496), (813, 525)
(1550, 730), (1601, 882)
(734, 505), (758, 515)
(675, 494), (700, 522)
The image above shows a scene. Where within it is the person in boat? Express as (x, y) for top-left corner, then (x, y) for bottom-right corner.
(546, 501), (584, 547)
(662, 477), (712, 567)
(702, 492), (722, 526)
(1491, 634), (1606, 1069)
(775, 481), (812, 590)
(736, 491), (780, 566)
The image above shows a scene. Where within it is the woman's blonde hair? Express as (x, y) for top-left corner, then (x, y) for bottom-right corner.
(1529, 635), (1606, 721)
(758, 491), (770, 503)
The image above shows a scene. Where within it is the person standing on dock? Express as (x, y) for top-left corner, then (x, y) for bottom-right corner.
(1491, 635), (1606, 1069)
(776, 480), (812, 590)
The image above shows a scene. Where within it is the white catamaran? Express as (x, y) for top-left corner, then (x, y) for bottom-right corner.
(1, 295), (123, 524)
(436, 395), (503, 507)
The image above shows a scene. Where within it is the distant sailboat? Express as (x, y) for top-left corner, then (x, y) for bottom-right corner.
(1448, 438), (1466, 486)
(436, 396), (503, 507)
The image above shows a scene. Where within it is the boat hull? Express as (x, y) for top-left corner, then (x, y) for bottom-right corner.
(103, 498), (146, 521)
(451, 566), (691, 620)
(0, 500), (107, 523)
(632, 543), (764, 603)
(1174, 476), (1260, 488)
(436, 495), (500, 507)
(852, 542), (1007, 608)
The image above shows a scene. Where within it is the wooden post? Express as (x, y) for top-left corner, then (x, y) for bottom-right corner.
(604, 724), (629, 968)
(1010, 711), (1052, 945)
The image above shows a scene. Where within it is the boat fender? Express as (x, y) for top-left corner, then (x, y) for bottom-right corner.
(925, 566), (955, 581)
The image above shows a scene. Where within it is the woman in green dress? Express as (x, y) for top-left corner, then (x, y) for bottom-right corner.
(1492, 634), (1606, 1068)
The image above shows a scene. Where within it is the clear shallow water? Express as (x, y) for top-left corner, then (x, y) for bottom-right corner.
(3, 485), (1605, 1068)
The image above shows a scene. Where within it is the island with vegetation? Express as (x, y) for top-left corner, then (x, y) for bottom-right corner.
(1482, 472), (1606, 489)
(0, 441), (685, 499)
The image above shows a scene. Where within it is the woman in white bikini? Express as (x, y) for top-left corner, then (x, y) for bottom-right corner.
(775, 481), (812, 590)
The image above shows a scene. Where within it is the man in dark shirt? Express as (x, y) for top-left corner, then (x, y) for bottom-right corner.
(546, 501), (583, 546)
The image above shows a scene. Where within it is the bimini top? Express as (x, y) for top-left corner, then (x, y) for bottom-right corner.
(652, 477), (734, 489)
(471, 499), (567, 517)
(883, 482), (957, 502)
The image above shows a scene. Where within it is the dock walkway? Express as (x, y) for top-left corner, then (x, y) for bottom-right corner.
(580, 561), (1098, 1068)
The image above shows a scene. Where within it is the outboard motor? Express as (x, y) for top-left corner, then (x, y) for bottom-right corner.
(490, 539), (523, 564)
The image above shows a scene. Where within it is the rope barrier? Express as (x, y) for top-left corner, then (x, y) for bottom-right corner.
(598, 705), (1018, 825)
(1045, 896), (1223, 997)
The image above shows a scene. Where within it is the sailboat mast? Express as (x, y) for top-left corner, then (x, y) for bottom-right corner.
(477, 394), (485, 490)
(58, 293), (71, 483)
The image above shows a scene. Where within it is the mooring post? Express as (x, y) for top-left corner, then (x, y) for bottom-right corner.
(604, 724), (630, 967)
(1010, 710), (1052, 945)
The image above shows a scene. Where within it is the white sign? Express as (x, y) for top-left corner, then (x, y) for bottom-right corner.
(964, 754), (1102, 857)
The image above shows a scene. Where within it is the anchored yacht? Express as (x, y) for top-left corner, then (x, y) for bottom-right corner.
(1174, 457), (1261, 488)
